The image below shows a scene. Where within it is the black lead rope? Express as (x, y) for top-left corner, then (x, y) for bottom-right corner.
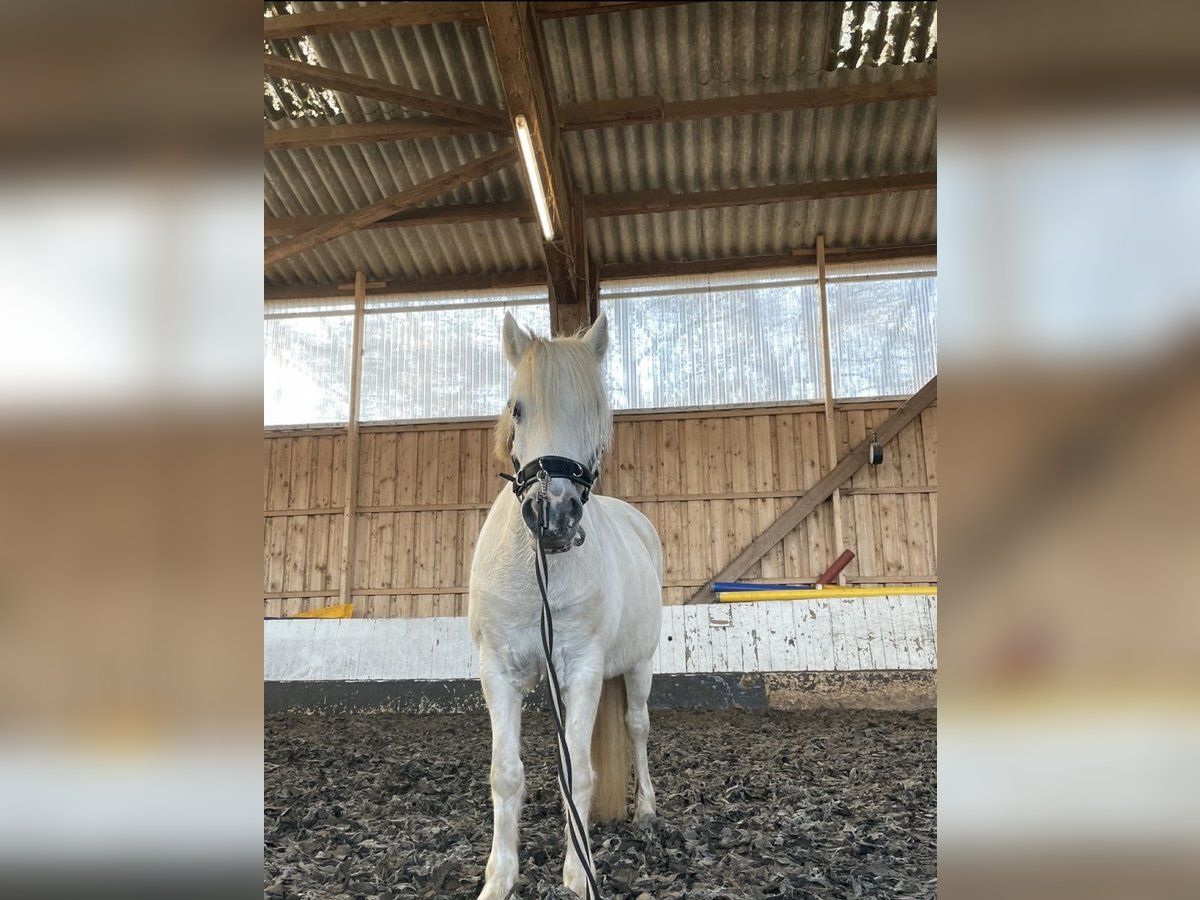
(498, 454), (602, 898)
(535, 519), (602, 900)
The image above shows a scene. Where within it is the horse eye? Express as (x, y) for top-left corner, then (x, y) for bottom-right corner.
(511, 401), (523, 423)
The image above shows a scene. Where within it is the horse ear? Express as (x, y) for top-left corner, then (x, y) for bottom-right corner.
(502, 312), (532, 367)
(582, 312), (609, 361)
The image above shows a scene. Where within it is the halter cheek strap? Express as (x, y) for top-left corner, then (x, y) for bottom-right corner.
(499, 455), (598, 503)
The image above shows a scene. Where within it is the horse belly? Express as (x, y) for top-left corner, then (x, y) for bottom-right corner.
(601, 571), (662, 679)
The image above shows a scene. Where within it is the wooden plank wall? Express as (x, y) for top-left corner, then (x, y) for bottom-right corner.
(263, 401), (937, 617)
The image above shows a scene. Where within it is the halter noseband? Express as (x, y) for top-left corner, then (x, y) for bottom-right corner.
(500, 455), (598, 504)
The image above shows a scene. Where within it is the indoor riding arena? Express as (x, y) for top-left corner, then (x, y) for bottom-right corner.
(263, 3), (937, 898)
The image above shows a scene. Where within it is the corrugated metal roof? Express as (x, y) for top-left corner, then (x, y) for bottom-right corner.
(265, 1), (936, 289)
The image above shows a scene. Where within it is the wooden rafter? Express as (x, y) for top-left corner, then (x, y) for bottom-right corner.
(264, 118), (506, 151)
(262, 242), (936, 302)
(264, 145), (517, 268)
(265, 269), (547, 303)
(586, 172), (935, 217)
(599, 244), (936, 280)
(264, 75), (937, 150)
(265, 172), (935, 237)
(263, 2), (689, 39)
(263, 54), (505, 127)
(265, 200), (531, 238)
(485, 1), (593, 334)
(559, 75), (937, 130)
(685, 376), (939, 604)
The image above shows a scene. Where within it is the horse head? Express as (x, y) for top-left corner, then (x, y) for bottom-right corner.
(496, 312), (611, 551)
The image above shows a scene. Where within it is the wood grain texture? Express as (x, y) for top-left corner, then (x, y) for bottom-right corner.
(264, 401), (937, 617)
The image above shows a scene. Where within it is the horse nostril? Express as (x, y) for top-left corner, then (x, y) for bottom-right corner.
(521, 497), (541, 532)
(567, 495), (582, 527)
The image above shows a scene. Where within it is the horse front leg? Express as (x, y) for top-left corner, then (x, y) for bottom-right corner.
(560, 664), (604, 897)
(478, 659), (524, 900)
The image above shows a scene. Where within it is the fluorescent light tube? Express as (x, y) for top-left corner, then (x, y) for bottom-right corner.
(514, 115), (555, 241)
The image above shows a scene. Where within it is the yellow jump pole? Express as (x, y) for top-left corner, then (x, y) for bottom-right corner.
(717, 586), (937, 602)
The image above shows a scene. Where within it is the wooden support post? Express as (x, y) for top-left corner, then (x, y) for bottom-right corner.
(590, 677), (630, 823)
(816, 235), (846, 584)
(338, 271), (366, 612)
(485, 2), (594, 333)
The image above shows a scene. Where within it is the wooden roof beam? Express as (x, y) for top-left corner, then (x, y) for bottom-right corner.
(265, 200), (532, 238)
(264, 172), (935, 237)
(262, 242), (936, 302)
(263, 54), (505, 127)
(264, 2), (690, 39)
(265, 145), (517, 268)
(585, 172), (936, 218)
(264, 118), (506, 151)
(599, 244), (937, 280)
(486, 1), (594, 334)
(265, 269), (548, 303)
(559, 74), (937, 130)
(264, 76), (937, 151)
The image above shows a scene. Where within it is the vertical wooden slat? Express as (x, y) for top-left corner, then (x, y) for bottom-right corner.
(392, 430), (419, 616)
(414, 430), (440, 617)
(308, 438), (334, 594)
(437, 431), (461, 593)
(660, 420), (683, 589)
(796, 412), (825, 577)
(775, 414), (803, 579)
(284, 513), (307, 595)
(339, 271), (366, 609)
(872, 409), (907, 577)
(395, 511), (416, 617)
(900, 418), (933, 578)
(923, 407), (938, 567)
(374, 434), (398, 617)
(460, 430), (483, 595)
(268, 439), (292, 511)
(724, 416), (754, 585)
(265, 517), (285, 594)
(615, 419), (634, 498)
(750, 415), (782, 577)
(638, 419), (659, 501)
(263, 441), (273, 510)
(681, 418), (707, 590)
(290, 436), (313, 509)
(699, 419), (725, 575)
(285, 437), (312, 600)
(358, 434), (382, 616)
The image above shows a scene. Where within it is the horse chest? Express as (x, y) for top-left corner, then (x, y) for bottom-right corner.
(485, 601), (604, 689)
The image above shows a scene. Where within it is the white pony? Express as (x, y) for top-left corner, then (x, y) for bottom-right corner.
(468, 312), (663, 899)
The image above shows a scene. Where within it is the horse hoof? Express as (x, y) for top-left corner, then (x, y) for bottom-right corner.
(477, 881), (515, 900)
(633, 811), (660, 830)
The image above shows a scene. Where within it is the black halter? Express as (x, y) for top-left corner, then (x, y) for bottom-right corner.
(500, 455), (598, 504)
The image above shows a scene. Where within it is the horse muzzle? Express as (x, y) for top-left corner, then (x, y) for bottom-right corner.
(521, 490), (585, 552)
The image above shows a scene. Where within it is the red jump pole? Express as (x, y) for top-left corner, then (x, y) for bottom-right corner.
(816, 549), (855, 585)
